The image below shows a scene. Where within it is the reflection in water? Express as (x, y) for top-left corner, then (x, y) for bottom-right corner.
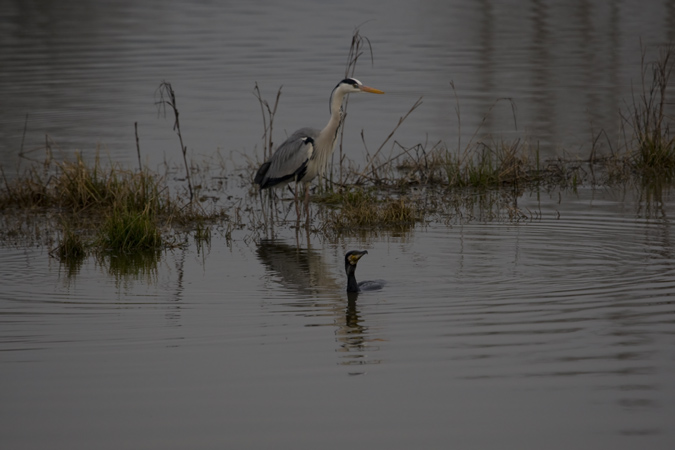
(96, 249), (160, 285)
(337, 294), (383, 372)
(256, 238), (338, 295)
(529, 0), (555, 147)
(637, 174), (674, 221)
(3, 0), (673, 176)
(56, 252), (87, 283)
(3, 186), (675, 447)
(97, 247), (184, 328)
(256, 239), (383, 369)
(438, 203), (675, 438)
(339, 295), (369, 367)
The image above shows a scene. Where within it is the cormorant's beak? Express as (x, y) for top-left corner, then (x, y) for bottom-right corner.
(359, 85), (385, 94)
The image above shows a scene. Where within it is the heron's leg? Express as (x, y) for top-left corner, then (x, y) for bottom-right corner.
(259, 189), (268, 226)
(293, 182), (301, 221)
(304, 183), (310, 222)
(270, 189), (277, 223)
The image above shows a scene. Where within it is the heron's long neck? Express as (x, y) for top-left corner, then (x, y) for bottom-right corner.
(321, 92), (345, 147)
(314, 90), (346, 179)
(323, 90), (346, 148)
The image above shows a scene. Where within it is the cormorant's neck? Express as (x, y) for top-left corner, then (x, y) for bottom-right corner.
(346, 265), (359, 292)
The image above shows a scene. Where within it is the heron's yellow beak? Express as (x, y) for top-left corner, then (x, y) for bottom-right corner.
(359, 85), (385, 94)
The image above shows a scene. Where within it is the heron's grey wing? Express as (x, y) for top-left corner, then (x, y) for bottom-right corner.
(258, 128), (319, 189)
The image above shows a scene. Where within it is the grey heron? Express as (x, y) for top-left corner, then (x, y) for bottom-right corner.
(254, 78), (384, 217)
(345, 250), (384, 293)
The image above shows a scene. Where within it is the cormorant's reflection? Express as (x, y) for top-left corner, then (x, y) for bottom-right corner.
(346, 293), (361, 327)
(256, 239), (382, 369)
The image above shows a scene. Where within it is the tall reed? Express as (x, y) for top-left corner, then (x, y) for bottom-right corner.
(624, 45), (675, 173)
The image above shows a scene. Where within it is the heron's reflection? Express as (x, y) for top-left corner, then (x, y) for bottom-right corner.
(256, 239), (382, 369)
(256, 238), (338, 295)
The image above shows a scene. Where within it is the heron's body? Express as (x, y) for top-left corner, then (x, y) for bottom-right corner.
(254, 128), (321, 189)
(345, 250), (384, 293)
(254, 78), (384, 209)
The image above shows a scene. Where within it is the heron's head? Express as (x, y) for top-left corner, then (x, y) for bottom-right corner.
(336, 78), (385, 95)
(330, 78), (384, 113)
(344, 250), (368, 274)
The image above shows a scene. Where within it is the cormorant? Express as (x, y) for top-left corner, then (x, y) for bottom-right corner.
(344, 250), (384, 293)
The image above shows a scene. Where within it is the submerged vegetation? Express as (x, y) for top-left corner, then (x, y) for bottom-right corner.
(1, 39), (674, 264)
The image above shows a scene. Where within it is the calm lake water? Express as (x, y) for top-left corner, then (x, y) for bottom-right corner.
(1, 0), (674, 169)
(2, 188), (675, 449)
(2, 1), (675, 449)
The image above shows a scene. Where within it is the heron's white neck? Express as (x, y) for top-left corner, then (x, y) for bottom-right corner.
(324, 87), (348, 139)
(313, 88), (349, 179)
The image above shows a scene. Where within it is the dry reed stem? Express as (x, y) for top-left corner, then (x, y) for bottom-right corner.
(355, 97), (424, 184)
(333, 26), (376, 187)
(253, 82), (282, 160)
(156, 81), (194, 202)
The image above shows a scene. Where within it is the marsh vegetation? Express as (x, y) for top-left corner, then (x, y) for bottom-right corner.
(1, 39), (674, 262)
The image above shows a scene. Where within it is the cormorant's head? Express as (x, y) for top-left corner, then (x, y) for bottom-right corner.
(344, 250), (368, 275)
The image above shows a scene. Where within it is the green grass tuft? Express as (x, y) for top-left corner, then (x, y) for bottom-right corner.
(97, 205), (162, 253)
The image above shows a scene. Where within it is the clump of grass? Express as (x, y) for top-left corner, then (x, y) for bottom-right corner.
(55, 154), (115, 211)
(51, 224), (87, 261)
(320, 187), (422, 231)
(57, 154), (164, 214)
(0, 166), (51, 209)
(443, 138), (532, 188)
(1, 152), (164, 214)
(386, 137), (547, 191)
(0, 151), (234, 256)
(97, 205), (162, 253)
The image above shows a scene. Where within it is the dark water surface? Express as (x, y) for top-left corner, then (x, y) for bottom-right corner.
(1, 0), (674, 171)
(2, 1), (675, 449)
(2, 189), (675, 449)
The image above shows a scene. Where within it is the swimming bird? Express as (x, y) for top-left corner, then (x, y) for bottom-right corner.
(344, 250), (384, 293)
(254, 78), (384, 216)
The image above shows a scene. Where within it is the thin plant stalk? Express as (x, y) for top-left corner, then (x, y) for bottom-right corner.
(156, 81), (194, 202)
(252, 83), (283, 227)
(253, 82), (282, 160)
(134, 122), (142, 172)
(333, 26), (375, 189)
(355, 97), (423, 183)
